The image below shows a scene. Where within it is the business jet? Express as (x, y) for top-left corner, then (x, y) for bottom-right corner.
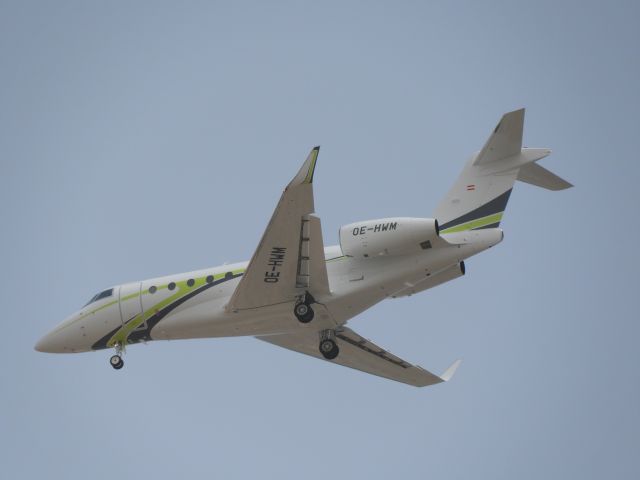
(35, 109), (571, 387)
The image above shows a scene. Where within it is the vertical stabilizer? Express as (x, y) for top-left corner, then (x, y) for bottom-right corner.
(434, 109), (571, 234)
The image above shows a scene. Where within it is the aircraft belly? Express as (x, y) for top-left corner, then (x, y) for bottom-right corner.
(150, 299), (329, 340)
(148, 246), (476, 342)
(324, 246), (467, 324)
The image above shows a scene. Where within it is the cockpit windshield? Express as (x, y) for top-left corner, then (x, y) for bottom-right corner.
(84, 288), (114, 307)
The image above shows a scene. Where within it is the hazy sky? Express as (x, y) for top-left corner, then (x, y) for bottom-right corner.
(2, 1), (639, 478)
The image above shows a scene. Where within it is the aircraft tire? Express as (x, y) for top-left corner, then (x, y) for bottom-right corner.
(319, 339), (339, 360)
(110, 355), (124, 370)
(294, 302), (314, 323)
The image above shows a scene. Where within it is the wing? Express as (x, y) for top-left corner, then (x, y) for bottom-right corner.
(257, 326), (461, 387)
(227, 147), (330, 312)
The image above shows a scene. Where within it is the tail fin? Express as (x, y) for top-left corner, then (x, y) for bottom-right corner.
(434, 108), (572, 234)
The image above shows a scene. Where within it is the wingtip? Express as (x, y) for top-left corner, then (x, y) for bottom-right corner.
(508, 107), (525, 115)
(288, 146), (320, 187)
(304, 146), (319, 184)
(439, 359), (462, 382)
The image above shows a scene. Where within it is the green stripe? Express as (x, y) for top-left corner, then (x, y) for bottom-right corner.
(107, 268), (245, 347)
(303, 148), (319, 184)
(440, 212), (504, 234)
(52, 298), (119, 334)
(58, 270), (246, 339)
(64, 249), (346, 338)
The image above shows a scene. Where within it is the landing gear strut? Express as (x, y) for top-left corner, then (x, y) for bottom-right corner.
(109, 342), (124, 370)
(319, 330), (339, 360)
(294, 292), (315, 323)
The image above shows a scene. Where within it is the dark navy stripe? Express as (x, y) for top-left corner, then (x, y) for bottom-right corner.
(91, 273), (243, 350)
(439, 188), (512, 231)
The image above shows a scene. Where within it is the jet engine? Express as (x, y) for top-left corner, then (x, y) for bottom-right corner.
(339, 217), (440, 258)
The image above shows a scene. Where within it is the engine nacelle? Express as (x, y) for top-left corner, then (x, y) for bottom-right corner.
(339, 217), (440, 258)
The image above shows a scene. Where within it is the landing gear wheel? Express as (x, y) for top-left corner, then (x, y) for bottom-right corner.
(110, 354), (124, 370)
(295, 302), (309, 316)
(294, 302), (314, 323)
(319, 338), (339, 360)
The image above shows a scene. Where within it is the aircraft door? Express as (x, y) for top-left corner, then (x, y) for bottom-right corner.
(119, 282), (143, 325)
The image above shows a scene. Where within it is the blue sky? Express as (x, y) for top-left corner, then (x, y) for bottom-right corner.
(2, 1), (639, 478)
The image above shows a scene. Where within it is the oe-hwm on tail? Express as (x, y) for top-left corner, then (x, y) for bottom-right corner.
(35, 109), (572, 387)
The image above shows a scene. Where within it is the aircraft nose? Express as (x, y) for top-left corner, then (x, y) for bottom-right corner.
(34, 329), (66, 353)
(35, 314), (84, 353)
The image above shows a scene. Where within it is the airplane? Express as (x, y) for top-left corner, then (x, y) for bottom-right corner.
(35, 108), (572, 387)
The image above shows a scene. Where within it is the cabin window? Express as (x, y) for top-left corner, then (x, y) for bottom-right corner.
(168, 282), (176, 291)
(225, 272), (233, 279)
(149, 286), (157, 294)
(206, 275), (214, 284)
(187, 279), (195, 287)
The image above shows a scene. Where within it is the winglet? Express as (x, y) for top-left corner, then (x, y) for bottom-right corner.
(289, 146), (320, 187)
(439, 359), (462, 382)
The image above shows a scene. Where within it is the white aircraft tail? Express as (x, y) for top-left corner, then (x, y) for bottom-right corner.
(434, 108), (572, 234)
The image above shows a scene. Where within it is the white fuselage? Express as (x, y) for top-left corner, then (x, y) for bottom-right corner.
(34, 110), (570, 386)
(35, 229), (502, 354)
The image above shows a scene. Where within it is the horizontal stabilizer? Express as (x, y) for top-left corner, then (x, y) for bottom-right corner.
(434, 109), (572, 232)
(517, 161), (573, 190)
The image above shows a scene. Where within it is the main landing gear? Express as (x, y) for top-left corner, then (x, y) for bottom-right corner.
(319, 330), (339, 360)
(294, 292), (315, 323)
(109, 342), (124, 370)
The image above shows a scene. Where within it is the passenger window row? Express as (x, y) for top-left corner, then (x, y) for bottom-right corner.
(147, 272), (234, 294)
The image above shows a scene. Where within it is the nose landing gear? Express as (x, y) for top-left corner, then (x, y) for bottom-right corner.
(110, 354), (124, 370)
(109, 342), (125, 370)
